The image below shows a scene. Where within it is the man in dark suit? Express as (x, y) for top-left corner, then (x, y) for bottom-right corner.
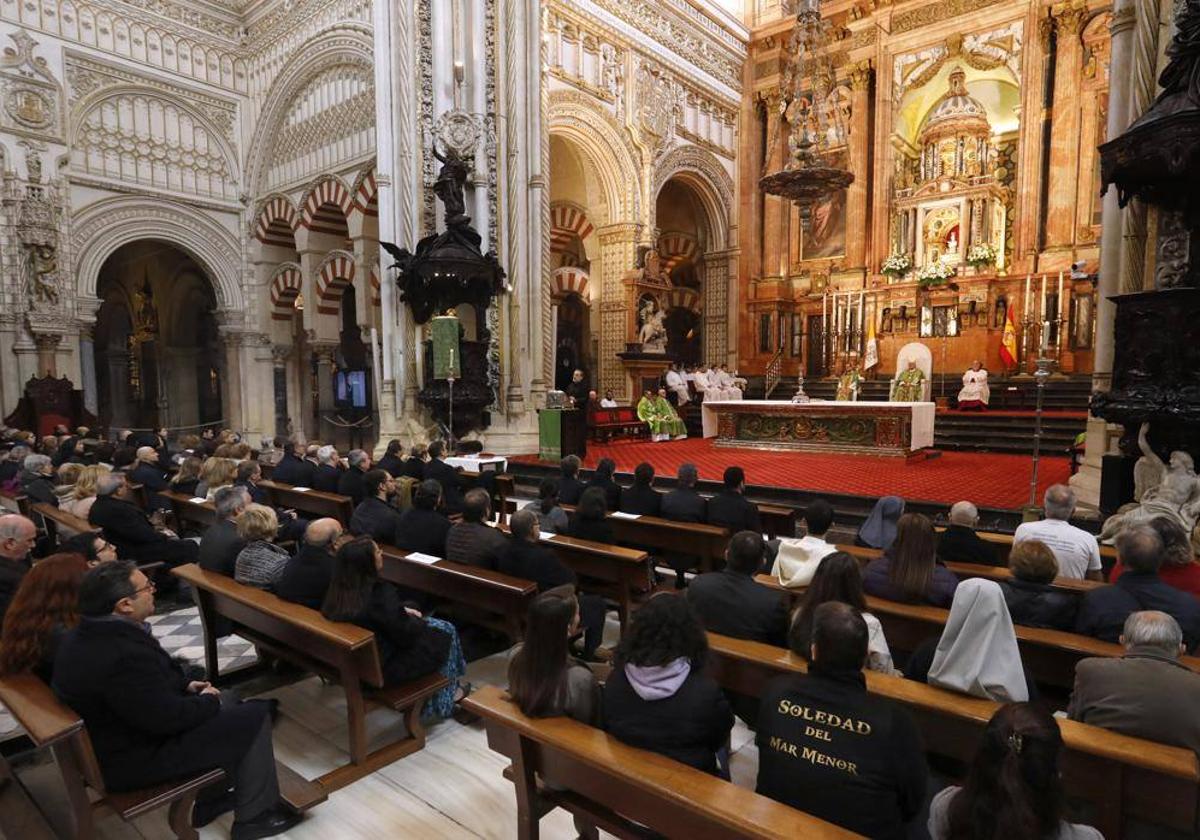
(349, 469), (403, 544)
(89, 474), (199, 568)
(661, 462), (708, 588)
(557, 455), (586, 506)
(18, 453), (58, 507)
(585, 458), (622, 512)
(398, 445), (427, 480)
(337, 450), (371, 506)
(619, 462), (662, 516)
(0, 514), (36, 626)
(270, 440), (314, 487)
(936, 500), (1000, 566)
(444, 488), (507, 569)
(376, 440), (405, 477)
(53, 562), (300, 838)
(198, 486), (250, 576)
(129, 446), (171, 509)
(706, 466), (762, 534)
(276, 518), (342, 609)
(311, 446), (342, 493)
(422, 440), (465, 513)
(394, 480), (452, 556)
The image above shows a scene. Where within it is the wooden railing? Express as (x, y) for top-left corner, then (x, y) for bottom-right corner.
(764, 348), (785, 398)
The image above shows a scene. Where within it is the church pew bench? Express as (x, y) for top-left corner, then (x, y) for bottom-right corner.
(587, 406), (647, 442)
(30, 501), (164, 573)
(705, 632), (1200, 840)
(0, 488), (31, 518)
(755, 503), (797, 540)
(0, 673), (325, 838)
(561, 503), (730, 572)
(463, 684), (859, 840)
(932, 526), (1118, 566)
(378, 545), (537, 643)
(163, 491), (217, 534)
(171, 563), (447, 793)
(495, 473), (516, 524)
(257, 480), (354, 526)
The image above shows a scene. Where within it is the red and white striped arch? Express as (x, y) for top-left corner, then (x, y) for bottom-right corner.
(657, 232), (700, 271)
(353, 168), (378, 218)
(666, 285), (701, 313)
(254, 195), (300, 248)
(300, 176), (354, 238)
(551, 267), (590, 302)
(269, 263), (303, 321)
(316, 250), (356, 315)
(549, 203), (594, 254)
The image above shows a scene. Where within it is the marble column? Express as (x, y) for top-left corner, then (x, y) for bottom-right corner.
(596, 222), (640, 398)
(845, 62), (872, 269)
(1044, 1), (1088, 251)
(32, 333), (61, 377)
(106, 350), (132, 429)
(78, 324), (97, 416)
(219, 329), (245, 434)
(312, 341), (338, 417)
(761, 94), (786, 279)
(271, 345), (291, 438)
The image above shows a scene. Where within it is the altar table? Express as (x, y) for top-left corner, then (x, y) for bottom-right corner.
(701, 400), (935, 457)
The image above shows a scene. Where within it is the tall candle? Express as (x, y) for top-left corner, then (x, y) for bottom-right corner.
(1039, 274), (1047, 321)
(1057, 271), (1064, 316)
(1024, 274), (1031, 318)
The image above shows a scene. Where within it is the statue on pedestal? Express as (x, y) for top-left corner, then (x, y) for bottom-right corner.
(1100, 422), (1200, 549)
(637, 297), (667, 353)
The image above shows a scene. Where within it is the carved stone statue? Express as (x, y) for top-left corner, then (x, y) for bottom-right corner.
(24, 150), (41, 184)
(1100, 422), (1200, 547)
(25, 244), (58, 305)
(432, 146), (470, 227)
(637, 298), (667, 353)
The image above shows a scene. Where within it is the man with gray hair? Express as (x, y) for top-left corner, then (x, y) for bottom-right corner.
(130, 445), (171, 509)
(199, 485), (251, 576)
(19, 452), (58, 507)
(936, 500), (1000, 567)
(0, 444), (30, 485)
(1069, 610), (1200, 756)
(311, 444), (342, 493)
(337, 448), (371, 506)
(89, 471), (199, 570)
(0, 513), (37, 625)
(1013, 484), (1102, 580)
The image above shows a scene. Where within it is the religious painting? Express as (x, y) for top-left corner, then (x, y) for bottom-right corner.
(1072, 293), (1094, 350)
(800, 151), (847, 261)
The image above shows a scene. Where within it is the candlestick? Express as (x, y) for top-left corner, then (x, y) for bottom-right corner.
(1024, 274), (1031, 318)
(1039, 274), (1047, 321)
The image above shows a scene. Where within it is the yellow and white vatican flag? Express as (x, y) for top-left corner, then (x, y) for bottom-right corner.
(863, 315), (879, 370)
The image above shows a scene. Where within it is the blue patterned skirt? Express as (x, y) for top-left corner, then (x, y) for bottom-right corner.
(422, 616), (466, 720)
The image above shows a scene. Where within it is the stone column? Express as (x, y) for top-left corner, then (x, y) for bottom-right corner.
(218, 328), (244, 434)
(761, 94), (786, 280)
(703, 250), (732, 365)
(107, 350), (132, 429)
(32, 333), (61, 377)
(312, 341), (338, 417)
(1044, 1), (1088, 251)
(596, 222), (640, 398)
(845, 62), (873, 269)
(271, 345), (291, 438)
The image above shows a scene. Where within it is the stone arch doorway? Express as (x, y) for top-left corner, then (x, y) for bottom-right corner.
(92, 242), (223, 434)
(656, 177), (711, 364)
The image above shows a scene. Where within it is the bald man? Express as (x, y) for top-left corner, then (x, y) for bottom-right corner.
(276, 518), (343, 609)
(0, 514), (37, 625)
(129, 445), (171, 509)
(935, 500), (1000, 567)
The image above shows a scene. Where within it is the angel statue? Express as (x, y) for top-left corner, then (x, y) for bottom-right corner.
(1099, 422), (1200, 548)
(637, 299), (667, 353)
(25, 244), (59, 305)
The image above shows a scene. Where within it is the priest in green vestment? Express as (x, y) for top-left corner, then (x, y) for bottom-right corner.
(890, 360), (927, 402)
(637, 388), (687, 442)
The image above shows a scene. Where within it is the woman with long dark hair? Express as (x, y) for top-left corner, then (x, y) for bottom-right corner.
(864, 512), (958, 607)
(602, 593), (732, 774)
(789, 552), (896, 674)
(930, 703), (1101, 839)
(569, 486), (614, 544)
(0, 554), (89, 681)
(533, 477), (569, 535)
(507, 592), (599, 722)
(321, 537), (468, 719)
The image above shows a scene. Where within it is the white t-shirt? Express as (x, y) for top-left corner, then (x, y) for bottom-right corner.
(1013, 518), (1102, 579)
(599, 398), (618, 408)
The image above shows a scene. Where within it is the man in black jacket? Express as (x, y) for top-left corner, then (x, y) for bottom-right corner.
(276, 518), (342, 609)
(619, 462), (662, 516)
(398, 445), (427, 480)
(557, 455), (586, 506)
(311, 446), (342, 493)
(18, 453), (58, 507)
(376, 440), (405, 477)
(337, 450), (371, 506)
(586, 458), (622, 511)
(394, 480), (451, 555)
(89, 474), (199, 568)
(270, 441), (314, 487)
(0, 514), (36, 625)
(350, 470), (403, 544)
(936, 500), (1000, 566)
(53, 562), (300, 838)
(661, 462), (708, 588)
(444, 488), (507, 569)
(687, 531), (787, 647)
(422, 440), (465, 513)
(706, 466), (761, 534)
(198, 486), (250, 576)
(756, 602), (927, 839)
(129, 446), (171, 509)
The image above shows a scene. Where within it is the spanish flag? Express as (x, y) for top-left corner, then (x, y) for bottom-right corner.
(999, 305), (1018, 369)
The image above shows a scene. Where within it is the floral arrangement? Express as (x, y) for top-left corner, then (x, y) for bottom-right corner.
(881, 253), (911, 278)
(966, 243), (997, 268)
(916, 261), (957, 287)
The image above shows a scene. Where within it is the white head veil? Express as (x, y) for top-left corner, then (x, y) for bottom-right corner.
(928, 578), (1029, 702)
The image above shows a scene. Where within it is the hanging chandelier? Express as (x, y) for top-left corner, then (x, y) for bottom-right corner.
(759, 0), (854, 204)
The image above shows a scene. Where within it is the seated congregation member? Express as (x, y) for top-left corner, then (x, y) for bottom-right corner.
(502, 510), (605, 659)
(129, 446), (170, 507)
(423, 440), (465, 513)
(394, 480), (451, 556)
(89, 474), (199, 569)
(905, 578), (1035, 702)
(60, 531), (119, 566)
(377, 439), (405, 477)
(705, 466), (761, 534)
(603, 593), (733, 774)
(1013, 484), (1102, 581)
(998, 539), (1077, 631)
(56, 463), (84, 502)
(1068, 610), (1200, 755)
(235, 460), (269, 505)
(936, 500), (1000, 567)
(556, 454), (586, 505)
(1076, 524), (1200, 650)
(321, 537), (467, 719)
(0, 444), (29, 486)
(687, 531), (788, 647)
(0, 515), (37, 625)
(568, 487), (614, 544)
(444, 488), (507, 569)
(350, 469), (403, 544)
(199, 486), (251, 576)
(19, 453), (58, 507)
(863, 512), (959, 607)
(60, 464), (110, 537)
(277, 518), (343, 609)
(312, 445), (342, 493)
(507, 592), (600, 723)
(399, 445), (427, 480)
(790, 552), (896, 674)
(1109, 515), (1200, 600)
(234, 505), (290, 590)
(662, 462), (706, 523)
(928, 703), (1101, 840)
(272, 439), (314, 486)
(619, 462), (662, 516)
(198, 457), (237, 501)
(169, 456), (203, 498)
(531, 478), (569, 534)
(585, 458), (622, 511)
(856, 495), (904, 550)
(771, 498), (837, 588)
(0, 553), (89, 682)
(337, 449), (372, 506)
(52, 435), (87, 468)
(54, 562), (300, 838)
(756, 602), (927, 840)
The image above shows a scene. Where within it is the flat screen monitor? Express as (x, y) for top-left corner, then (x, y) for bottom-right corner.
(335, 369), (369, 409)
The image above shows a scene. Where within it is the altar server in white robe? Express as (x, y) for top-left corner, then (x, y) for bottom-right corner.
(714, 364), (744, 401)
(664, 363), (690, 405)
(693, 365), (711, 401)
(957, 360), (990, 411)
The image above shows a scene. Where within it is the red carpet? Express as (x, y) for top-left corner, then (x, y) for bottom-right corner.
(510, 439), (1072, 511)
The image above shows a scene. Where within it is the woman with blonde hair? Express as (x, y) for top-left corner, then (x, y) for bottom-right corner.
(234, 504), (289, 589)
(198, 457), (237, 499)
(60, 464), (111, 535)
(169, 456), (203, 497)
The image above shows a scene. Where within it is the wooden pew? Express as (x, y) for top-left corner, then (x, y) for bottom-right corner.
(378, 545), (536, 643)
(561, 504), (730, 572)
(530, 530), (653, 631)
(30, 501), (92, 547)
(705, 632), (1200, 840)
(163, 491), (217, 533)
(0, 488), (31, 518)
(172, 563), (447, 793)
(463, 684), (859, 840)
(258, 480), (353, 526)
(757, 502), (797, 540)
(934, 525), (1118, 566)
